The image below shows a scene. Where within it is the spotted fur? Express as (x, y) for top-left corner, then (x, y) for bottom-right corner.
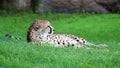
(27, 20), (93, 48)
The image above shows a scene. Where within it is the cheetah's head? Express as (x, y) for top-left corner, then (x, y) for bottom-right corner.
(27, 20), (54, 42)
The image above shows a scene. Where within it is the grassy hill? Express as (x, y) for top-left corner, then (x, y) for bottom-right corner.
(0, 13), (120, 68)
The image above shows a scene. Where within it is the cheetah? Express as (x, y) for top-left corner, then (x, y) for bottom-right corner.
(27, 20), (94, 48)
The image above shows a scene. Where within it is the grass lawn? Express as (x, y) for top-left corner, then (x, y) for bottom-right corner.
(0, 13), (120, 68)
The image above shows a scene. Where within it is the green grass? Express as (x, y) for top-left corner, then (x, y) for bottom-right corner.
(0, 13), (120, 68)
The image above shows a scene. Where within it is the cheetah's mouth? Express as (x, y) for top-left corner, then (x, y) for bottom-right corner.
(48, 26), (53, 34)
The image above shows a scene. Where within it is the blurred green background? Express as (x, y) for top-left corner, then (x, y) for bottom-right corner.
(0, 0), (120, 68)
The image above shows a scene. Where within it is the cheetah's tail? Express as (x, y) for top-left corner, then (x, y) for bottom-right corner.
(86, 42), (108, 47)
(85, 42), (95, 46)
(5, 34), (22, 40)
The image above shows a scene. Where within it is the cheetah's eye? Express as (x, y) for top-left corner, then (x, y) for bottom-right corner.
(34, 25), (40, 31)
